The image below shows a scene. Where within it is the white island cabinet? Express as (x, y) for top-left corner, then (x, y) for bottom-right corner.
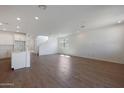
(11, 51), (30, 70)
(11, 33), (30, 70)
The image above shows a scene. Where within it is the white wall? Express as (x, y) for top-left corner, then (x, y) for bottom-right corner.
(36, 36), (48, 46)
(0, 31), (14, 59)
(0, 31), (14, 45)
(58, 23), (124, 64)
(39, 36), (58, 55)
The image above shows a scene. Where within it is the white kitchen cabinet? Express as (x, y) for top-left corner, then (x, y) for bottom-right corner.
(11, 51), (30, 70)
(14, 33), (26, 41)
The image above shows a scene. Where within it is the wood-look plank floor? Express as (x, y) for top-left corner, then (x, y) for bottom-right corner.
(0, 54), (124, 88)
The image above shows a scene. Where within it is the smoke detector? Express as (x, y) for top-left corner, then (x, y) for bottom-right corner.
(80, 25), (85, 28)
(38, 5), (47, 10)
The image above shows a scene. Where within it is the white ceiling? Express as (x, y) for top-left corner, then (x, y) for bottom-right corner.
(0, 5), (124, 37)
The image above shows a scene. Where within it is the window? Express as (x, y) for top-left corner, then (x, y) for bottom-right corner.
(60, 38), (69, 49)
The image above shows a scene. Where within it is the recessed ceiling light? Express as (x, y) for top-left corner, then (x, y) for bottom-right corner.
(0, 22), (3, 25)
(16, 26), (20, 29)
(3, 28), (6, 31)
(17, 17), (21, 21)
(35, 17), (39, 20)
